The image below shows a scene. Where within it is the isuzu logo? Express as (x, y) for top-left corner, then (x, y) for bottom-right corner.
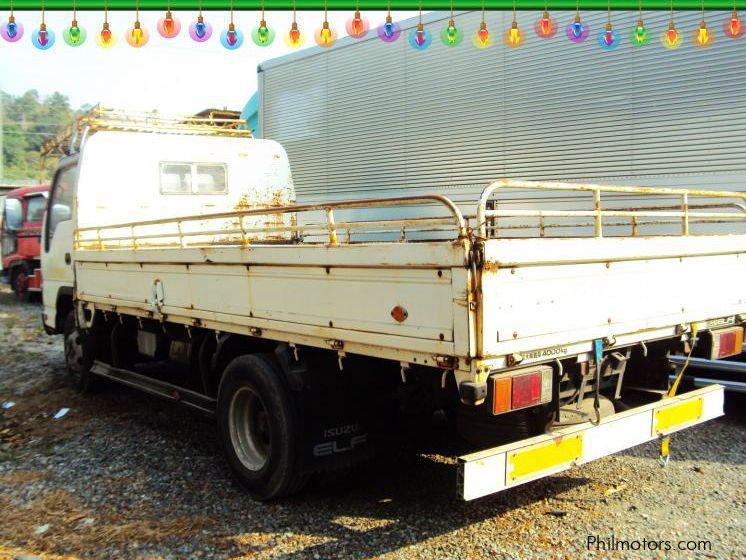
(322, 423), (360, 438)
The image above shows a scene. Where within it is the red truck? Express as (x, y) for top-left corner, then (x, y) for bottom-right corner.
(1, 185), (48, 301)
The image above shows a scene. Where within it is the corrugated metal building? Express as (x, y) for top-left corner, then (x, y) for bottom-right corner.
(252, 10), (745, 217)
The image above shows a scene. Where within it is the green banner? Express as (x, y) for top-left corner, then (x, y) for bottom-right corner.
(0, 1), (737, 9)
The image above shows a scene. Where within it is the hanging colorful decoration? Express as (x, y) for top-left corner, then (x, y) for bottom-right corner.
(629, 0), (650, 46)
(597, 0), (620, 50)
(660, 0), (681, 48)
(315, 0), (337, 47)
(693, 0), (713, 47)
(189, 0), (213, 42)
(1, 0), (23, 42)
(472, 0), (491, 47)
(409, 22), (431, 49)
(346, 2), (369, 39)
(535, 2), (557, 39)
(408, 1), (431, 50)
(221, 23), (243, 48)
(96, 0), (117, 48)
(724, 1), (743, 37)
(565, 0), (589, 43)
(32, 0), (54, 49)
(474, 21), (491, 47)
(12, 2), (746, 57)
(285, 0), (303, 47)
(377, 0), (401, 42)
(503, 0), (523, 47)
(724, 3), (743, 37)
(126, 0), (150, 47)
(62, 0), (86, 46)
(440, 0), (463, 46)
(222, 0), (245, 48)
(157, 1), (181, 39)
(661, 21), (681, 48)
(251, 0), (274, 45)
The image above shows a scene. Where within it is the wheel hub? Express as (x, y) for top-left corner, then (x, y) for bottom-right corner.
(228, 387), (271, 471)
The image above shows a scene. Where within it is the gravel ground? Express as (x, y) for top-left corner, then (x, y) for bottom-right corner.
(0, 284), (744, 560)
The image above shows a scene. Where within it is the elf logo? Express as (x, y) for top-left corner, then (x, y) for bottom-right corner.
(313, 434), (368, 457)
(707, 316), (735, 329)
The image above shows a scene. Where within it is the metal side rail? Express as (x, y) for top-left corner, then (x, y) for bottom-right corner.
(90, 361), (216, 414)
(669, 354), (746, 394)
(457, 385), (724, 501)
(476, 179), (746, 239)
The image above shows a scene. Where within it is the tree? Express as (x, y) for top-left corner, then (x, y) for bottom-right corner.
(1, 90), (84, 182)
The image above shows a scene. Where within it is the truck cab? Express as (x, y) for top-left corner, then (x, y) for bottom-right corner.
(41, 157), (78, 333)
(1, 185), (48, 301)
(40, 109), (292, 335)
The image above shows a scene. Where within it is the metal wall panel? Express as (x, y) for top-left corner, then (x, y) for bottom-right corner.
(260, 10), (746, 208)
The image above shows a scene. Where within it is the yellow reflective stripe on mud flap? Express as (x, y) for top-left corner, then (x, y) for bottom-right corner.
(507, 434), (583, 483)
(653, 396), (704, 435)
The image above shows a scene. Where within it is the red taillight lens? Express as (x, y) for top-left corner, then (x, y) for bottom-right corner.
(718, 331), (738, 358)
(717, 328), (743, 359)
(512, 372), (541, 409)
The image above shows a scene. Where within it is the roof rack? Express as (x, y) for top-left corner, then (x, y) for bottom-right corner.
(39, 106), (251, 177)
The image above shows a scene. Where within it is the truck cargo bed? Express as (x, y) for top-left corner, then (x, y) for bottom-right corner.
(74, 181), (746, 383)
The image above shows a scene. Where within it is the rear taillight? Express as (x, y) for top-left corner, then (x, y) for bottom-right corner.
(491, 365), (553, 415)
(512, 373), (541, 409)
(709, 326), (744, 360)
(492, 377), (511, 414)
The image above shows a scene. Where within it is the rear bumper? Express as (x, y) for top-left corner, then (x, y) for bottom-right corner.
(457, 385), (724, 501)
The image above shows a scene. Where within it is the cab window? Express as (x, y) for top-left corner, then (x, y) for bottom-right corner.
(160, 163), (192, 194)
(46, 165), (77, 249)
(2, 198), (22, 231)
(26, 195), (47, 223)
(195, 164), (227, 194)
(160, 162), (227, 195)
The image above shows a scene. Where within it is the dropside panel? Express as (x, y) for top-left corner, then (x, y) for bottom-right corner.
(481, 236), (746, 358)
(76, 261), (457, 343)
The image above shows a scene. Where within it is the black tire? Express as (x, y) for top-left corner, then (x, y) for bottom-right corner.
(453, 403), (554, 448)
(63, 311), (98, 393)
(217, 353), (308, 500)
(11, 262), (33, 303)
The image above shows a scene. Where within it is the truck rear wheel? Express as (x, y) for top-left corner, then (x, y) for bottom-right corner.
(217, 353), (308, 500)
(63, 311), (98, 393)
(11, 262), (32, 303)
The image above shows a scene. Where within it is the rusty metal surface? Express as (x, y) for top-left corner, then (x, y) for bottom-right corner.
(39, 106), (251, 178)
(75, 194), (469, 251)
(476, 180), (746, 239)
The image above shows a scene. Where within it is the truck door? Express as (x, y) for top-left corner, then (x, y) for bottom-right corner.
(42, 160), (78, 333)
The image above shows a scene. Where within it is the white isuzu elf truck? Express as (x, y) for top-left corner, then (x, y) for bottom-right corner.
(41, 108), (745, 500)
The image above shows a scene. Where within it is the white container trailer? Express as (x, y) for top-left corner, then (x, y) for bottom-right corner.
(257, 10), (746, 210)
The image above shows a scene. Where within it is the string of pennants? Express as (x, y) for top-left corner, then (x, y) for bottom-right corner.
(0, 0), (742, 50)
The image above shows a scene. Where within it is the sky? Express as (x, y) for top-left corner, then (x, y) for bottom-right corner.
(0, 10), (419, 115)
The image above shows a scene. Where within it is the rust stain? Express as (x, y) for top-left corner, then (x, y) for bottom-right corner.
(233, 193), (252, 212)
